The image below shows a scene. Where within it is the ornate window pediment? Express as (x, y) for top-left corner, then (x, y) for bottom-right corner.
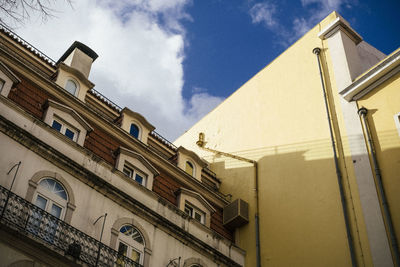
(43, 99), (93, 146)
(115, 147), (159, 189)
(177, 188), (215, 227)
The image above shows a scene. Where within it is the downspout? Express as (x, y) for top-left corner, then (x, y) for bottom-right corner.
(312, 47), (357, 267)
(358, 107), (400, 266)
(196, 133), (261, 267)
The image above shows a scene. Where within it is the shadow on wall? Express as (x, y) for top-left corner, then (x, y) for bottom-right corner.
(206, 134), (400, 267)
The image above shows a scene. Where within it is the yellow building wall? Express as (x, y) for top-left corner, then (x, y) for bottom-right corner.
(174, 12), (370, 267)
(357, 72), (400, 253)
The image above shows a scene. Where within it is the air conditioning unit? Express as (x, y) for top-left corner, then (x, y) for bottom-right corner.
(223, 199), (249, 229)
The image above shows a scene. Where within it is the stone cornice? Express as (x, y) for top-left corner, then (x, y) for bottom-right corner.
(318, 16), (362, 44)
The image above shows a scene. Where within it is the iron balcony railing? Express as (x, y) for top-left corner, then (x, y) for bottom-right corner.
(0, 184), (142, 267)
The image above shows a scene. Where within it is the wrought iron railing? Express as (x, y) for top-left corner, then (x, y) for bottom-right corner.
(89, 88), (123, 112)
(0, 184), (142, 267)
(150, 131), (177, 151)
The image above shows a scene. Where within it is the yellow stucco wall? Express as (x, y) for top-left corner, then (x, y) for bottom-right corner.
(174, 12), (371, 267)
(357, 72), (400, 255)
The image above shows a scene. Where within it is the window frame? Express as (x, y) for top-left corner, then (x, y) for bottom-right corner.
(129, 123), (141, 140)
(116, 225), (145, 265)
(122, 161), (148, 187)
(51, 115), (79, 142)
(184, 201), (206, 224)
(64, 78), (79, 96)
(33, 178), (68, 220)
(185, 161), (195, 176)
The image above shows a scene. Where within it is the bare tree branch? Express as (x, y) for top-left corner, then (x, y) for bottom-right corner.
(0, 0), (72, 28)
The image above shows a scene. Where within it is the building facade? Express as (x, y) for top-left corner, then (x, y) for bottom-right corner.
(0, 25), (245, 266)
(175, 12), (400, 267)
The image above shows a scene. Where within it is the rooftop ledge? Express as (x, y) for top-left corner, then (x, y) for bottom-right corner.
(318, 16), (362, 44)
(340, 48), (400, 101)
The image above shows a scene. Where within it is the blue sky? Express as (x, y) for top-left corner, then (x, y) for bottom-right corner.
(4, 0), (400, 140)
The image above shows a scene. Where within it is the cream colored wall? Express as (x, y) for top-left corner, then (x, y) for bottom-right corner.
(357, 72), (400, 257)
(174, 12), (366, 267)
(0, 95), (245, 266)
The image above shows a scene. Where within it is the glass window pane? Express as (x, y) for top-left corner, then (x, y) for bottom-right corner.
(65, 80), (77, 95)
(123, 165), (133, 178)
(131, 249), (140, 263)
(135, 174), (143, 185)
(194, 212), (202, 222)
(52, 120), (62, 132)
(65, 128), (75, 140)
(184, 205), (193, 216)
(118, 242), (128, 256)
(129, 124), (139, 139)
(185, 161), (194, 176)
(53, 182), (68, 200)
(35, 195), (47, 210)
(51, 204), (62, 218)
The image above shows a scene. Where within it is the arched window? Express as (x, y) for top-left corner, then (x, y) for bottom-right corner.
(130, 123), (140, 139)
(185, 161), (194, 176)
(117, 225), (145, 265)
(65, 79), (78, 96)
(34, 178), (68, 219)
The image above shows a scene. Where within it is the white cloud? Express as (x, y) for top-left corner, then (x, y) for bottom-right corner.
(249, 2), (277, 28)
(186, 93), (224, 122)
(3, 0), (222, 140)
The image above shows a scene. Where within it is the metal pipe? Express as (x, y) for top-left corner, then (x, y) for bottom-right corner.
(313, 47), (357, 267)
(196, 134), (261, 267)
(358, 107), (400, 266)
(1, 161), (22, 219)
(94, 213), (107, 266)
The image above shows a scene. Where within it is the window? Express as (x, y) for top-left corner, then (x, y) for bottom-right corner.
(129, 123), (140, 139)
(51, 116), (79, 141)
(184, 202), (205, 224)
(28, 178), (68, 242)
(65, 79), (78, 95)
(116, 225), (145, 266)
(123, 163), (147, 186)
(0, 79), (4, 92)
(185, 161), (194, 176)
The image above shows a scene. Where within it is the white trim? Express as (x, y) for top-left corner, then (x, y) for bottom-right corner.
(318, 16), (362, 44)
(64, 77), (80, 97)
(340, 50), (400, 101)
(394, 112), (400, 137)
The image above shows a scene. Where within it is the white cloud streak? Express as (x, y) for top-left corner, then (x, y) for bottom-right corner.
(249, 0), (354, 45)
(249, 2), (277, 28)
(4, 0), (222, 140)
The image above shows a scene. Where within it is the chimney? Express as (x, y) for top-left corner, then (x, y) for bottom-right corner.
(56, 41), (98, 79)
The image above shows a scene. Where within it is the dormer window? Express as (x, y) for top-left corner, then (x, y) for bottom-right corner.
(65, 79), (78, 96)
(43, 100), (92, 146)
(115, 147), (159, 190)
(177, 188), (215, 227)
(51, 116), (79, 141)
(184, 202), (205, 224)
(130, 123), (140, 139)
(122, 162), (147, 186)
(185, 161), (194, 176)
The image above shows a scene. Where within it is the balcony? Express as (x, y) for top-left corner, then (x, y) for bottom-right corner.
(0, 184), (142, 267)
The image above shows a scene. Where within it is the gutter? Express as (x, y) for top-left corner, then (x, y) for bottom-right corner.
(313, 47), (358, 267)
(358, 107), (400, 266)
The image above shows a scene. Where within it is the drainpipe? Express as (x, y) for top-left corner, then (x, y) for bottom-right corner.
(196, 133), (261, 267)
(358, 107), (400, 266)
(312, 48), (357, 267)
